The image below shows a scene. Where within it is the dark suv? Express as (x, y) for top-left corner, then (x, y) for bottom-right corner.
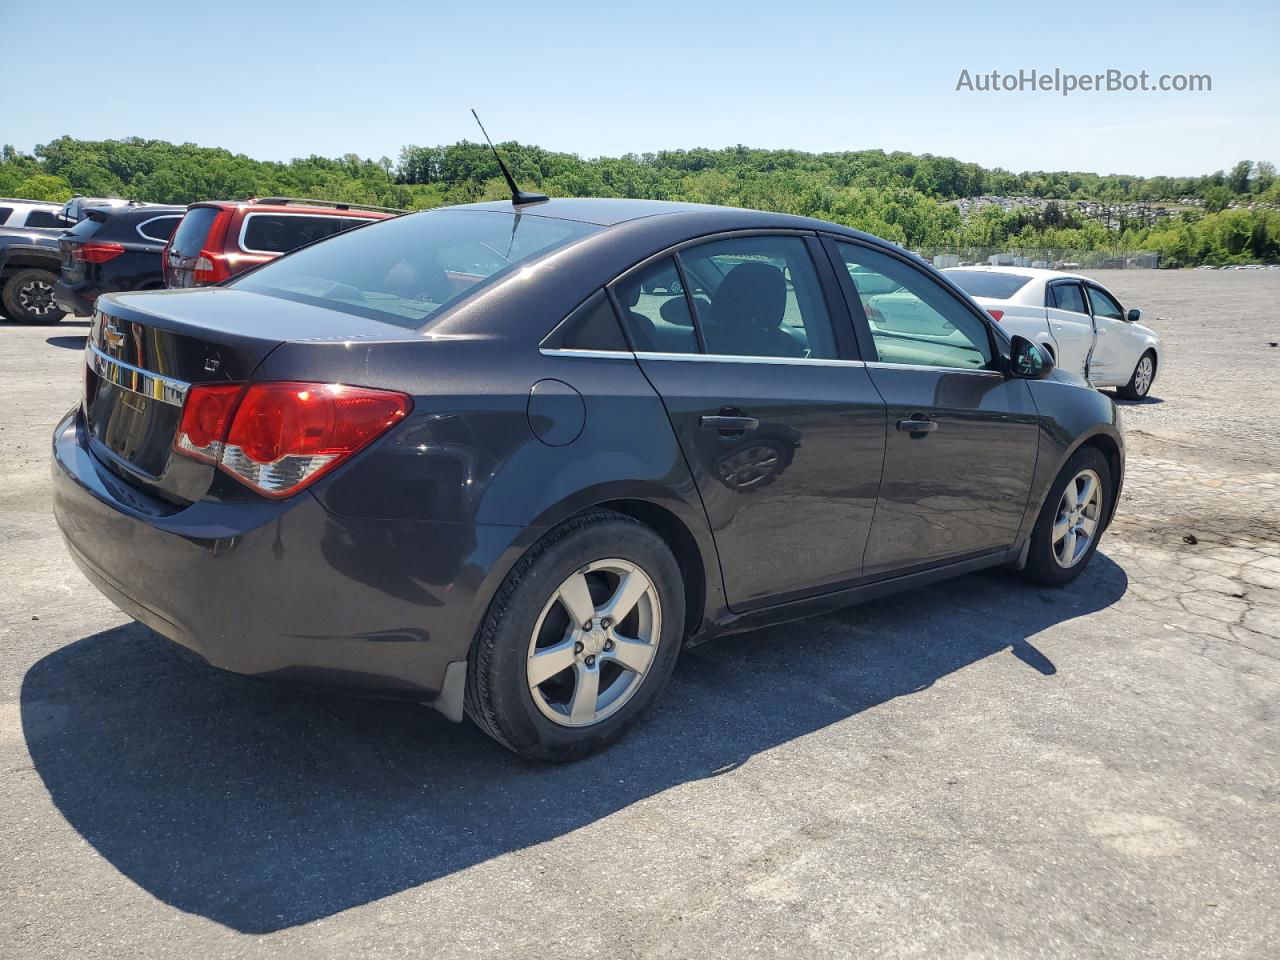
(163, 198), (398, 288)
(54, 204), (186, 317)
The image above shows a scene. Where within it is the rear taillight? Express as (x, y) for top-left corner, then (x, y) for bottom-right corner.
(73, 242), (125, 263)
(193, 254), (231, 285)
(192, 209), (234, 285)
(174, 381), (411, 498)
(987, 309), (1005, 322)
(174, 384), (243, 463)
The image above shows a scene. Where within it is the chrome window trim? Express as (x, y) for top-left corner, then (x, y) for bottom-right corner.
(635, 351), (865, 368)
(85, 342), (190, 406)
(863, 360), (1004, 377)
(539, 348), (635, 360)
(135, 214), (182, 244)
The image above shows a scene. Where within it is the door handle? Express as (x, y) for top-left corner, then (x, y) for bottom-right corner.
(700, 415), (759, 434)
(897, 418), (937, 434)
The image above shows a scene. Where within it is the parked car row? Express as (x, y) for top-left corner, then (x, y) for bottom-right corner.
(0, 195), (399, 323)
(52, 192), (1133, 760)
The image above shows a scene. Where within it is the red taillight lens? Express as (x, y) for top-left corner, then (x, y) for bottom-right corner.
(173, 381), (411, 498)
(74, 242), (126, 263)
(193, 253), (231, 285)
(987, 309), (1005, 322)
(174, 383), (244, 463)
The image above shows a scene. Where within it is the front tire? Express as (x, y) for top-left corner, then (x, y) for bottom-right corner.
(1116, 350), (1155, 400)
(2, 268), (66, 323)
(465, 510), (685, 761)
(1019, 447), (1111, 587)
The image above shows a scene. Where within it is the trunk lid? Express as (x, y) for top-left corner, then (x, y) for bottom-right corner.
(84, 287), (417, 505)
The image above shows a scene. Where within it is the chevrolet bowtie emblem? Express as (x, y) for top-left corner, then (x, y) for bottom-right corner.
(103, 321), (125, 349)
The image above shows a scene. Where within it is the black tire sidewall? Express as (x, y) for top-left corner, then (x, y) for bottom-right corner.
(3, 268), (65, 323)
(1023, 446), (1111, 587)
(472, 515), (685, 760)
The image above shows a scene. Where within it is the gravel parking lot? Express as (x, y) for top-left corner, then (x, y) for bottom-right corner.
(1, 270), (1277, 960)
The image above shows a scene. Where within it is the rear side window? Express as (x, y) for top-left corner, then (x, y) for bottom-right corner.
(944, 270), (1034, 300)
(613, 258), (699, 353)
(240, 214), (349, 254)
(0, 207), (12, 225)
(1048, 282), (1088, 314)
(26, 210), (71, 228)
(170, 207), (220, 257)
(137, 215), (182, 243)
(545, 290), (627, 351)
(679, 235), (837, 359)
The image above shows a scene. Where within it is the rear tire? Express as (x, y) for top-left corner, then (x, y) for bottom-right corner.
(1019, 446), (1111, 587)
(465, 510), (685, 761)
(1116, 350), (1155, 400)
(2, 268), (66, 323)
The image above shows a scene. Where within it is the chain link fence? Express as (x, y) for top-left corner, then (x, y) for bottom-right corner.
(918, 248), (1160, 270)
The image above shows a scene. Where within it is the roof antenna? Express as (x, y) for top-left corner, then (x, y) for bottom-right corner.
(471, 109), (548, 207)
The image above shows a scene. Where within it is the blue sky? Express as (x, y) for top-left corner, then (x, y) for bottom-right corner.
(6, 0), (1278, 177)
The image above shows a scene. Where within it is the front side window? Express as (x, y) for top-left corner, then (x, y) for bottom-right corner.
(836, 241), (993, 370)
(1086, 285), (1124, 320)
(1048, 281), (1088, 314)
(613, 257), (699, 353)
(232, 209), (599, 328)
(678, 235), (837, 359)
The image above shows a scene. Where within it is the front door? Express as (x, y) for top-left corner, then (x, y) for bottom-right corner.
(612, 237), (886, 611)
(827, 238), (1040, 576)
(1084, 283), (1129, 385)
(1045, 279), (1094, 379)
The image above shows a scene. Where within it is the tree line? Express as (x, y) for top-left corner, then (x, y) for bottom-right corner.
(2, 137), (1276, 266)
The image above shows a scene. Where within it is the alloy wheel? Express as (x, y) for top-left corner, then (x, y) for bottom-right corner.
(1052, 468), (1102, 568)
(18, 279), (57, 318)
(1133, 355), (1154, 396)
(526, 559), (662, 727)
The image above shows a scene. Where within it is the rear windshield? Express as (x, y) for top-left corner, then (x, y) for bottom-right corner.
(240, 213), (373, 254)
(69, 217), (103, 238)
(232, 209), (600, 328)
(170, 207), (220, 257)
(944, 271), (1034, 300)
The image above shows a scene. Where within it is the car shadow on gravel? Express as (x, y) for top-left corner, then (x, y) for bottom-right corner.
(21, 554), (1126, 933)
(45, 335), (87, 349)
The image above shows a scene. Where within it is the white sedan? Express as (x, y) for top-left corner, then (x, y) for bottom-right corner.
(942, 267), (1162, 399)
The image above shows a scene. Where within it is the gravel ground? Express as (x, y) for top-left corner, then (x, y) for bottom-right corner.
(1, 271), (1277, 959)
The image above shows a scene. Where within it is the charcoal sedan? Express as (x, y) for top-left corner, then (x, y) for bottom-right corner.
(52, 198), (1123, 760)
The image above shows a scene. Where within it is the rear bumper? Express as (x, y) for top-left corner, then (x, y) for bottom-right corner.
(51, 407), (526, 715)
(53, 280), (96, 318)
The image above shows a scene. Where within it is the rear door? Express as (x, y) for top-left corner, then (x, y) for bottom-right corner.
(1044, 279), (1094, 378)
(613, 233), (887, 611)
(827, 238), (1039, 575)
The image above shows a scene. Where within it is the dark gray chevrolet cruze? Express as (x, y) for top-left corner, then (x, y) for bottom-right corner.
(52, 197), (1123, 759)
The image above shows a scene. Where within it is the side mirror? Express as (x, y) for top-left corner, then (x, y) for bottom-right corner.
(1009, 335), (1054, 379)
(1126, 307), (1141, 323)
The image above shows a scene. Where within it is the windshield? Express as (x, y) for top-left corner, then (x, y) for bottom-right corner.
(943, 270), (1034, 300)
(231, 209), (600, 328)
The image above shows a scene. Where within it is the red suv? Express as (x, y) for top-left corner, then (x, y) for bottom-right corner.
(162, 197), (400, 288)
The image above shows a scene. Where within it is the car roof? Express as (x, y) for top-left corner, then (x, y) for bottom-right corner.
(0, 198), (62, 209)
(944, 265), (1092, 284)
(453, 197), (862, 233)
